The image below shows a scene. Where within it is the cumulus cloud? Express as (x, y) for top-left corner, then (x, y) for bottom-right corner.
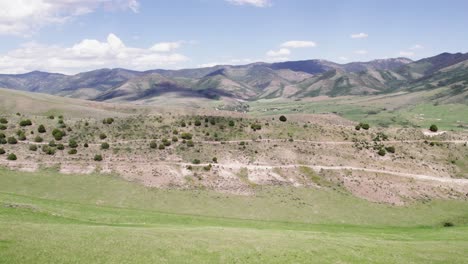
(0, 0), (139, 36)
(354, 50), (368, 55)
(350, 33), (368, 39)
(0, 33), (189, 74)
(280, 41), (316, 48)
(150, 42), (182, 52)
(266, 48), (291, 57)
(226, 0), (271, 7)
(399, 51), (415, 57)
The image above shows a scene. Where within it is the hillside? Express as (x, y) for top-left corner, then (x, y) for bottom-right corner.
(0, 53), (467, 104)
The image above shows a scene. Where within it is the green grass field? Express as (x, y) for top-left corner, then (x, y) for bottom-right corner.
(1, 168), (468, 263)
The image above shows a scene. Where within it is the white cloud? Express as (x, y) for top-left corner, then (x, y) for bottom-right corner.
(266, 48), (291, 57)
(0, 33), (189, 74)
(410, 44), (424, 50)
(399, 51), (415, 57)
(354, 50), (368, 55)
(150, 42), (182, 52)
(0, 0), (139, 36)
(338, 57), (348, 61)
(280, 40), (317, 48)
(226, 0), (271, 7)
(350, 33), (368, 39)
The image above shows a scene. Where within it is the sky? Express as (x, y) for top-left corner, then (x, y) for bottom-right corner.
(0, 0), (467, 74)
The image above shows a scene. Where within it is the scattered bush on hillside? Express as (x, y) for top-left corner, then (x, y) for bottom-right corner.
(48, 115), (55, 119)
(29, 145), (38, 151)
(194, 120), (202, 126)
(52, 129), (65, 140)
(0, 133), (5, 139)
(181, 132), (193, 140)
(0, 125), (6, 130)
(429, 124), (438, 132)
(203, 164), (212, 171)
(0, 148), (5, 155)
(172, 136), (178, 142)
(0, 118), (7, 124)
(212, 157), (218, 163)
(34, 136), (43, 143)
(101, 142), (110, 150)
(192, 159), (201, 164)
(17, 133), (26, 141)
(94, 154), (103, 161)
(359, 123), (370, 130)
(228, 120), (235, 127)
(251, 123), (262, 131)
(84, 143), (89, 148)
(69, 139), (78, 148)
(42, 145), (56, 155)
(7, 153), (17, 160)
(279, 115), (287, 122)
(99, 133), (107, 140)
(68, 149), (77, 155)
(158, 144), (165, 150)
(102, 118), (114, 124)
(150, 141), (157, 149)
(443, 222), (454, 227)
(38, 124), (46, 133)
(186, 140), (194, 147)
(385, 146), (395, 153)
(378, 148), (386, 156)
(57, 144), (65, 150)
(7, 137), (17, 145)
(19, 119), (32, 127)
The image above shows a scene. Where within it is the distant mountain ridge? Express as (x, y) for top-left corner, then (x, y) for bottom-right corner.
(0, 53), (466, 103)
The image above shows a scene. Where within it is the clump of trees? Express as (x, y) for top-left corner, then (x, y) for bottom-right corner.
(355, 123), (370, 130)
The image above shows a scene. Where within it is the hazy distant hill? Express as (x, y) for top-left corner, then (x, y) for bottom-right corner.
(0, 52), (467, 103)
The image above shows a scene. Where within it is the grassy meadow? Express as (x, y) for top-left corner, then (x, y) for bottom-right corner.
(1, 168), (467, 263)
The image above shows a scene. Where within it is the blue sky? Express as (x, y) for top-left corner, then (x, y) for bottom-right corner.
(0, 0), (467, 74)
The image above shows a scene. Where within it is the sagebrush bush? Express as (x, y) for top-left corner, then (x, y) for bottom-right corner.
(7, 153), (17, 160)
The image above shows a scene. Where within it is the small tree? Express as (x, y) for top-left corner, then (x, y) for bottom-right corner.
(29, 145), (38, 151)
(150, 141), (157, 149)
(38, 125), (46, 133)
(99, 133), (107, 140)
(212, 157), (218, 163)
(7, 153), (17, 160)
(68, 149), (77, 155)
(355, 124), (361, 130)
(57, 144), (65, 150)
(172, 136), (178, 142)
(34, 136), (43, 143)
(0, 125), (6, 130)
(0, 118), (7, 124)
(158, 144), (165, 150)
(0, 148), (5, 154)
(279, 115), (287, 122)
(228, 120), (235, 127)
(378, 148), (386, 156)
(84, 143), (89, 148)
(94, 154), (103, 161)
(429, 124), (438, 132)
(360, 123), (370, 130)
(194, 120), (202, 126)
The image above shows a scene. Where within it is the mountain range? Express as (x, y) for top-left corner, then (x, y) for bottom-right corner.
(0, 52), (467, 104)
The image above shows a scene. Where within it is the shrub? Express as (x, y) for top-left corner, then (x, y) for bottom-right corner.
(355, 124), (361, 130)
(279, 115), (287, 122)
(7, 137), (17, 144)
(42, 146), (56, 155)
(163, 141), (171, 147)
(203, 164), (212, 171)
(180, 132), (193, 140)
(186, 140), (194, 147)
(18, 133), (26, 141)
(102, 118), (115, 124)
(250, 123), (262, 131)
(212, 157), (218, 163)
(49, 140), (56, 147)
(101, 142), (110, 150)
(385, 146), (395, 153)
(192, 159), (201, 164)
(172, 136), (178, 142)
(158, 144), (165, 150)
(173, 129), (178, 135)
(19, 119), (32, 127)
(0, 125), (7, 130)
(84, 143), (89, 148)
(194, 120), (202, 126)
(0, 133), (5, 139)
(360, 123), (370, 130)
(150, 141), (157, 149)
(7, 153), (17, 160)
(180, 121), (186, 127)
(29, 145), (38, 151)
(378, 148), (386, 156)
(99, 133), (107, 140)
(34, 136), (43, 143)
(52, 129), (65, 140)
(228, 120), (235, 127)
(57, 144), (65, 150)
(0, 118), (7, 124)
(443, 222), (454, 227)
(0, 138), (5, 144)
(429, 124), (438, 132)
(38, 125), (46, 133)
(94, 154), (103, 161)
(48, 115), (55, 119)
(0, 148), (5, 154)
(68, 149), (77, 155)
(69, 139), (78, 148)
